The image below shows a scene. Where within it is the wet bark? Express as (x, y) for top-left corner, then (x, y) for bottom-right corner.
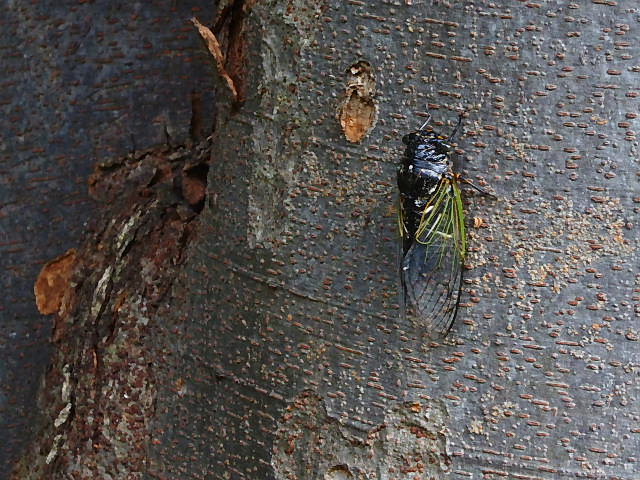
(11, 1), (640, 479)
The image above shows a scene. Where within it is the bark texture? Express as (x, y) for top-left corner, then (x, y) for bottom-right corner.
(11, 1), (640, 479)
(0, 0), (215, 477)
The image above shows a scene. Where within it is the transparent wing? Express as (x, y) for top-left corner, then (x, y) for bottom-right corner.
(400, 178), (466, 336)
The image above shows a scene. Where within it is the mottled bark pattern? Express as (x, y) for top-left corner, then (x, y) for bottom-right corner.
(12, 140), (211, 479)
(272, 392), (451, 479)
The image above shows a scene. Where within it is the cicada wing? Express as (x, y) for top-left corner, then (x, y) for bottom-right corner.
(398, 233), (409, 322)
(397, 197), (410, 322)
(402, 238), (463, 335)
(401, 179), (466, 336)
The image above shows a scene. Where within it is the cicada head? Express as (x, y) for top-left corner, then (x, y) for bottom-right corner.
(402, 130), (452, 164)
(402, 129), (437, 146)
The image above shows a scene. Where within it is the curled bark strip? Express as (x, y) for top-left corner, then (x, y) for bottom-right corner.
(191, 17), (238, 101)
(337, 60), (378, 143)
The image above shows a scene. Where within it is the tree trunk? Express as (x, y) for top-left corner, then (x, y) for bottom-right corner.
(0, 1), (215, 478)
(13, 1), (640, 479)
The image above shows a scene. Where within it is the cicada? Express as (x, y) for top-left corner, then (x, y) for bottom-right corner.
(397, 113), (466, 336)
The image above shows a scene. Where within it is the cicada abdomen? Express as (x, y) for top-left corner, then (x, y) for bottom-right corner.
(397, 114), (467, 336)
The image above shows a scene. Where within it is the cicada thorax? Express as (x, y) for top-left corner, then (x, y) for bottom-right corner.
(397, 131), (453, 251)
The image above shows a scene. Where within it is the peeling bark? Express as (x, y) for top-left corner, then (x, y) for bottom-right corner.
(192, 17), (240, 101)
(13, 140), (211, 479)
(34, 250), (77, 316)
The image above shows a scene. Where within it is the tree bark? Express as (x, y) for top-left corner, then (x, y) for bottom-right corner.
(0, 1), (215, 477)
(13, 1), (640, 479)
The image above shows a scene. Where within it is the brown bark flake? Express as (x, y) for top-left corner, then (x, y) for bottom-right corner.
(193, 0), (253, 104)
(34, 249), (77, 315)
(192, 17), (239, 101)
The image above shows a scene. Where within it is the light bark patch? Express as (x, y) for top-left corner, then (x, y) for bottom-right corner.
(272, 391), (451, 479)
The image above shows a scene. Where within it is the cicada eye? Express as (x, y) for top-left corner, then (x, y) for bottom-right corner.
(434, 141), (451, 155)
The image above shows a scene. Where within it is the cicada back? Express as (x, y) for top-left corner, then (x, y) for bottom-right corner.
(397, 115), (467, 336)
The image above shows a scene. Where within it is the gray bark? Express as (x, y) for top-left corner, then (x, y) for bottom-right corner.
(12, 0), (640, 479)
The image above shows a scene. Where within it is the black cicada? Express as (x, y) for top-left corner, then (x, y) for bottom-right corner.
(397, 113), (466, 336)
